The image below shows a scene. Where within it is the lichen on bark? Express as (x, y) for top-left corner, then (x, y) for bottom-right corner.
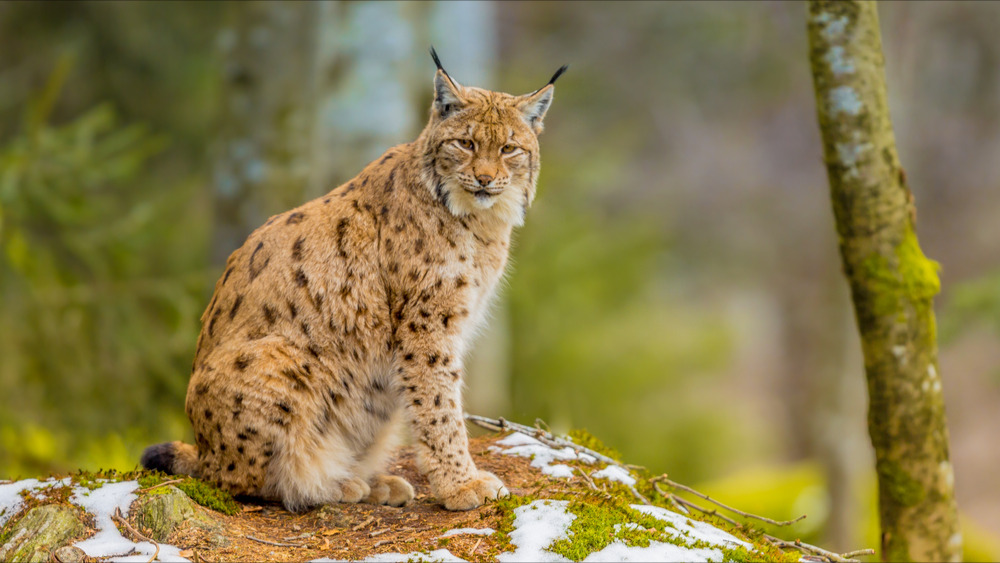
(0, 504), (85, 563)
(807, 1), (961, 562)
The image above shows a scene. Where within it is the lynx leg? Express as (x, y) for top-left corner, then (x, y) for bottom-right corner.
(263, 427), (370, 512)
(354, 409), (414, 506)
(396, 332), (508, 510)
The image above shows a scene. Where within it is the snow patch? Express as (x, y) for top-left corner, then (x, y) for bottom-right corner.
(2, 478), (191, 562)
(498, 500), (575, 562)
(490, 433), (595, 478)
(631, 504), (752, 550)
(441, 527), (495, 537)
(592, 465), (636, 486)
(582, 540), (723, 562)
(70, 480), (190, 562)
(0, 479), (42, 527)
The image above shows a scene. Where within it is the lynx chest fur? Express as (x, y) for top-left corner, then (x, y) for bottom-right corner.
(142, 52), (566, 512)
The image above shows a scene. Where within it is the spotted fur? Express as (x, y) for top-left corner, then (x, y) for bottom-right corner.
(142, 55), (563, 512)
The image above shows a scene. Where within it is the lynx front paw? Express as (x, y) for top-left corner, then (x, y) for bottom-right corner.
(440, 470), (509, 511)
(365, 474), (415, 507)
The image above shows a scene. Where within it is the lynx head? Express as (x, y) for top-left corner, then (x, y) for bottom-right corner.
(420, 48), (567, 227)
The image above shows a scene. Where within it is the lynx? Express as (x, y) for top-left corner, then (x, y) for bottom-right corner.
(142, 50), (566, 512)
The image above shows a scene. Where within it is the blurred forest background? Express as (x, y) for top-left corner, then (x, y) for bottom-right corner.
(2, 1), (1000, 558)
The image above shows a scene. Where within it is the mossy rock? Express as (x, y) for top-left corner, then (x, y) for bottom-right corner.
(133, 485), (222, 542)
(0, 504), (86, 563)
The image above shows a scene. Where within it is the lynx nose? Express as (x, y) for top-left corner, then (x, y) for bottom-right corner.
(476, 174), (494, 187)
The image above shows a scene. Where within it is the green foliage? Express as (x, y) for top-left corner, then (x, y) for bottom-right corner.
(507, 194), (745, 480)
(0, 66), (211, 478)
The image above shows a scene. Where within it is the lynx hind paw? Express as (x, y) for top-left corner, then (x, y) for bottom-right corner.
(441, 470), (509, 511)
(364, 474), (415, 507)
(337, 477), (371, 504)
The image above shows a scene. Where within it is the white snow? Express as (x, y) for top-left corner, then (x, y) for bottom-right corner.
(631, 504), (752, 550)
(70, 480), (190, 562)
(0, 478), (41, 527)
(440, 527), (495, 537)
(490, 433), (594, 478)
(591, 465), (636, 486)
(498, 500), (575, 562)
(582, 540), (723, 562)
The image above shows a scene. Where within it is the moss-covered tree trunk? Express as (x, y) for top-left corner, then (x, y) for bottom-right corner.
(806, 2), (961, 561)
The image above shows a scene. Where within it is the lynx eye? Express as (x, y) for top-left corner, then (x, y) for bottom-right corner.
(457, 139), (475, 150)
(501, 144), (517, 154)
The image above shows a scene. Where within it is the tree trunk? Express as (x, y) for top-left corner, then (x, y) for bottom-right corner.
(807, 2), (961, 561)
(212, 1), (321, 266)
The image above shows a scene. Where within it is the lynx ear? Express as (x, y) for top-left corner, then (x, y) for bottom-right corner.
(430, 47), (464, 118)
(518, 64), (568, 133)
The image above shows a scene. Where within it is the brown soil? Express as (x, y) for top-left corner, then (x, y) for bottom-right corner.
(144, 434), (575, 562)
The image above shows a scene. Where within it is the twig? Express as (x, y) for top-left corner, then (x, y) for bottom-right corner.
(369, 527), (390, 537)
(626, 483), (652, 505)
(136, 478), (185, 494)
(112, 507), (160, 563)
(658, 488), (742, 528)
(351, 516), (375, 531)
(472, 414), (873, 563)
(576, 467), (599, 491)
(465, 413), (621, 467)
(650, 474), (806, 527)
(656, 488), (690, 515)
(245, 535), (304, 548)
(764, 537), (871, 563)
(282, 532), (314, 541)
(470, 537), (483, 557)
(653, 483), (870, 563)
(373, 539), (393, 549)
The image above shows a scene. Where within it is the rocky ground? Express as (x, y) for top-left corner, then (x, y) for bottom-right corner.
(0, 425), (848, 562)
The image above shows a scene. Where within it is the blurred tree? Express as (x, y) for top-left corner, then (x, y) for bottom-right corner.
(0, 61), (208, 476)
(212, 1), (322, 265)
(808, 1), (961, 561)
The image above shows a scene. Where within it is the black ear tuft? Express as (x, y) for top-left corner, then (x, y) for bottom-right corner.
(547, 64), (569, 86)
(430, 46), (446, 73)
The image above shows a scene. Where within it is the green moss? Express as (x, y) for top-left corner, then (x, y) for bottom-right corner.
(135, 472), (239, 515)
(488, 485), (778, 562)
(546, 492), (773, 562)
(0, 521), (14, 548)
(861, 225), (940, 317)
(567, 429), (622, 462)
(549, 495), (669, 560)
(489, 492), (536, 559)
(175, 480), (238, 515)
(894, 225), (940, 301)
(877, 460), (925, 507)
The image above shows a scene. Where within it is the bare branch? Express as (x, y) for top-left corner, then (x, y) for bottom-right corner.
(112, 507), (160, 563)
(651, 474), (806, 527)
(465, 413), (622, 466)
(136, 478), (185, 494)
(245, 535), (304, 548)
